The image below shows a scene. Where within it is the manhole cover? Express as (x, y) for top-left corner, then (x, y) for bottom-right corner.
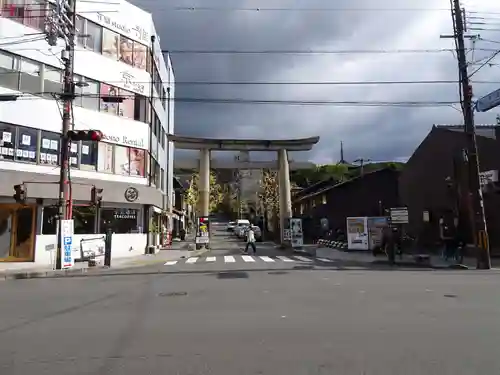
(268, 271), (288, 275)
(217, 271), (249, 279)
(158, 292), (188, 297)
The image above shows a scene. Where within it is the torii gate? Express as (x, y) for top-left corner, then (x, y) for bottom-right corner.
(168, 135), (320, 245)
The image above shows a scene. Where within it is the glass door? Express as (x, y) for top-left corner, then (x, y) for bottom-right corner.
(0, 205), (35, 262)
(0, 208), (13, 259)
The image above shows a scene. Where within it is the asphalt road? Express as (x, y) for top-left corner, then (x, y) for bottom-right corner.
(1, 225), (500, 374)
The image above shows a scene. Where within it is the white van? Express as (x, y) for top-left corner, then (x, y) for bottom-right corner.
(235, 219), (250, 237)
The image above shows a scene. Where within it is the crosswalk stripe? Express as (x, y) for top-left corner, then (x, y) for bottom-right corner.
(224, 256), (236, 263)
(164, 261), (178, 265)
(206, 257), (216, 262)
(294, 256), (312, 262)
(277, 256), (294, 262)
(317, 258), (334, 263)
(259, 256), (275, 262)
(242, 255), (255, 262)
(186, 257), (198, 264)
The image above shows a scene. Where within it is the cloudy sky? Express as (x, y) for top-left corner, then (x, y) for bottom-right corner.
(132, 0), (500, 164)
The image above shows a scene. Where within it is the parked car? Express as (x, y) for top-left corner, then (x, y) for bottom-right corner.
(234, 219), (250, 236)
(226, 221), (236, 231)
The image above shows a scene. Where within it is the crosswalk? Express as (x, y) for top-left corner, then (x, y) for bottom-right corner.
(164, 254), (334, 266)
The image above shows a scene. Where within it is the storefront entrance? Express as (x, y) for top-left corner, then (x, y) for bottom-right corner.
(0, 204), (36, 262)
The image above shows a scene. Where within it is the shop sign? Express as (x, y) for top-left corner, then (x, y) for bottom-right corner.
(124, 187), (139, 202)
(96, 13), (150, 44)
(121, 71), (146, 95)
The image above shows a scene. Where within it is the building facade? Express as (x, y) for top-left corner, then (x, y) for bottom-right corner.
(0, 0), (175, 263)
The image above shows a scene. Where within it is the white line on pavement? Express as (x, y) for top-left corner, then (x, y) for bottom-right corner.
(242, 255), (255, 262)
(317, 258), (335, 262)
(186, 257), (198, 264)
(206, 257), (216, 262)
(224, 256), (236, 263)
(259, 256), (275, 262)
(294, 256), (312, 262)
(164, 261), (178, 265)
(277, 256), (294, 262)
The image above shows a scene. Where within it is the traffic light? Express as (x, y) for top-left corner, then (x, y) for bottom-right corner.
(13, 184), (27, 204)
(91, 186), (103, 205)
(67, 130), (103, 142)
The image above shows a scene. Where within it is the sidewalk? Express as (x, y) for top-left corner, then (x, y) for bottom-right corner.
(315, 246), (500, 270)
(0, 242), (209, 281)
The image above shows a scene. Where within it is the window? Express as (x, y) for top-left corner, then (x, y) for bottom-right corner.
(41, 205), (58, 234)
(133, 94), (149, 123)
(102, 28), (119, 60)
(155, 161), (160, 187)
(80, 141), (97, 170)
(160, 167), (165, 191)
(322, 195), (327, 204)
(149, 158), (158, 186)
(133, 42), (147, 70)
(19, 57), (41, 94)
(119, 35), (133, 66)
(0, 51), (19, 90)
(75, 16), (86, 46)
(16, 126), (37, 163)
(129, 148), (145, 176)
(113, 146), (145, 177)
(100, 208), (139, 234)
(43, 65), (62, 99)
(2, 0), (47, 30)
(161, 87), (167, 109)
(152, 65), (162, 98)
(81, 78), (99, 110)
(100, 83), (119, 115)
(97, 142), (113, 172)
(84, 19), (102, 53)
(0, 123), (16, 161)
(69, 141), (79, 167)
(40, 130), (59, 165)
(118, 89), (134, 119)
(160, 127), (165, 148)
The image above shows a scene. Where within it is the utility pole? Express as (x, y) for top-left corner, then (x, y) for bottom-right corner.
(353, 158), (371, 176)
(451, 0), (491, 269)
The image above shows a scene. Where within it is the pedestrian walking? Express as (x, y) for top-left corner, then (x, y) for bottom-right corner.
(439, 214), (458, 261)
(245, 227), (257, 254)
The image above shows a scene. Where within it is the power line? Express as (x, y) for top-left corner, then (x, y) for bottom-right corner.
(8, 93), (460, 107)
(162, 48), (482, 54)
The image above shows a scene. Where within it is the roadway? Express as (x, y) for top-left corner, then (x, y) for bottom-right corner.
(0, 223), (499, 374)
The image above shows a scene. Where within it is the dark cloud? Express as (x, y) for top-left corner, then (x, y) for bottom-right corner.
(131, 0), (500, 163)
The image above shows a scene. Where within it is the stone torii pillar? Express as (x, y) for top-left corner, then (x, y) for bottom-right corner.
(278, 149), (292, 245)
(198, 148), (210, 217)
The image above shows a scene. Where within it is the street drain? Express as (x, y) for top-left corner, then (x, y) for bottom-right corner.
(293, 265), (314, 270)
(268, 271), (288, 275)
(217, 271), (248, 279)
(444, 294), (457, 298)
(158, 292), (188, 297)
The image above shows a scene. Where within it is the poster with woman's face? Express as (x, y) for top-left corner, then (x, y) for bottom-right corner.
(129, 148), (145, 176)
(133, 43), (147, 70)
(119, 36), (134, 65)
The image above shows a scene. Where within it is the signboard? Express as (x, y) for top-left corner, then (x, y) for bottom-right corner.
(60, 219), (74, 269)
(290, 218), (303, 248)
(476, 88), (500, 112)
(389, 207), (409, 224)
(346, 217), (369, 250)
(479, 170), (498, 187)
(195, 216), (210, 244)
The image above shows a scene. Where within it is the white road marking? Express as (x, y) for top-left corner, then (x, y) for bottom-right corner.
(242, 255), (255, 262)
(259, 256), (275, 262)
(164, 261), (178, 265)
(186, 257), (198, 264)
(206, 257), (216, 262)
(277, 256), (294, 262)
(224, 256), (236, 263)
(317, 258), (334, 263)
(294, 256), (312, 262)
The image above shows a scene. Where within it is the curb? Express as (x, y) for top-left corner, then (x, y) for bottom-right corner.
(1, 267), (92, 281)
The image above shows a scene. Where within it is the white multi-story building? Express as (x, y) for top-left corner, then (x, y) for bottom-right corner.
(0, 0), (175, 264)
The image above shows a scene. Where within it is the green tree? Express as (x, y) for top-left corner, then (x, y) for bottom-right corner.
(291, 164), (348, 187)
(185, 171), (224, 214)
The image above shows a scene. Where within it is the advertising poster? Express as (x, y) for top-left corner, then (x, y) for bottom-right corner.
(133, 42), (147, 70)
(100, 84), (119, 115)
(367, 217), (388, 250)
(195, 216), (210, 244)
(129, 148), (145, 177)
(346, 217), (369, 250)
(119, 89), (135, 119)
(290, 218), (303, 248)
(97, 143), (114, 173)
(102, 28), (119, 59)
(114, 146), (130, 175)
